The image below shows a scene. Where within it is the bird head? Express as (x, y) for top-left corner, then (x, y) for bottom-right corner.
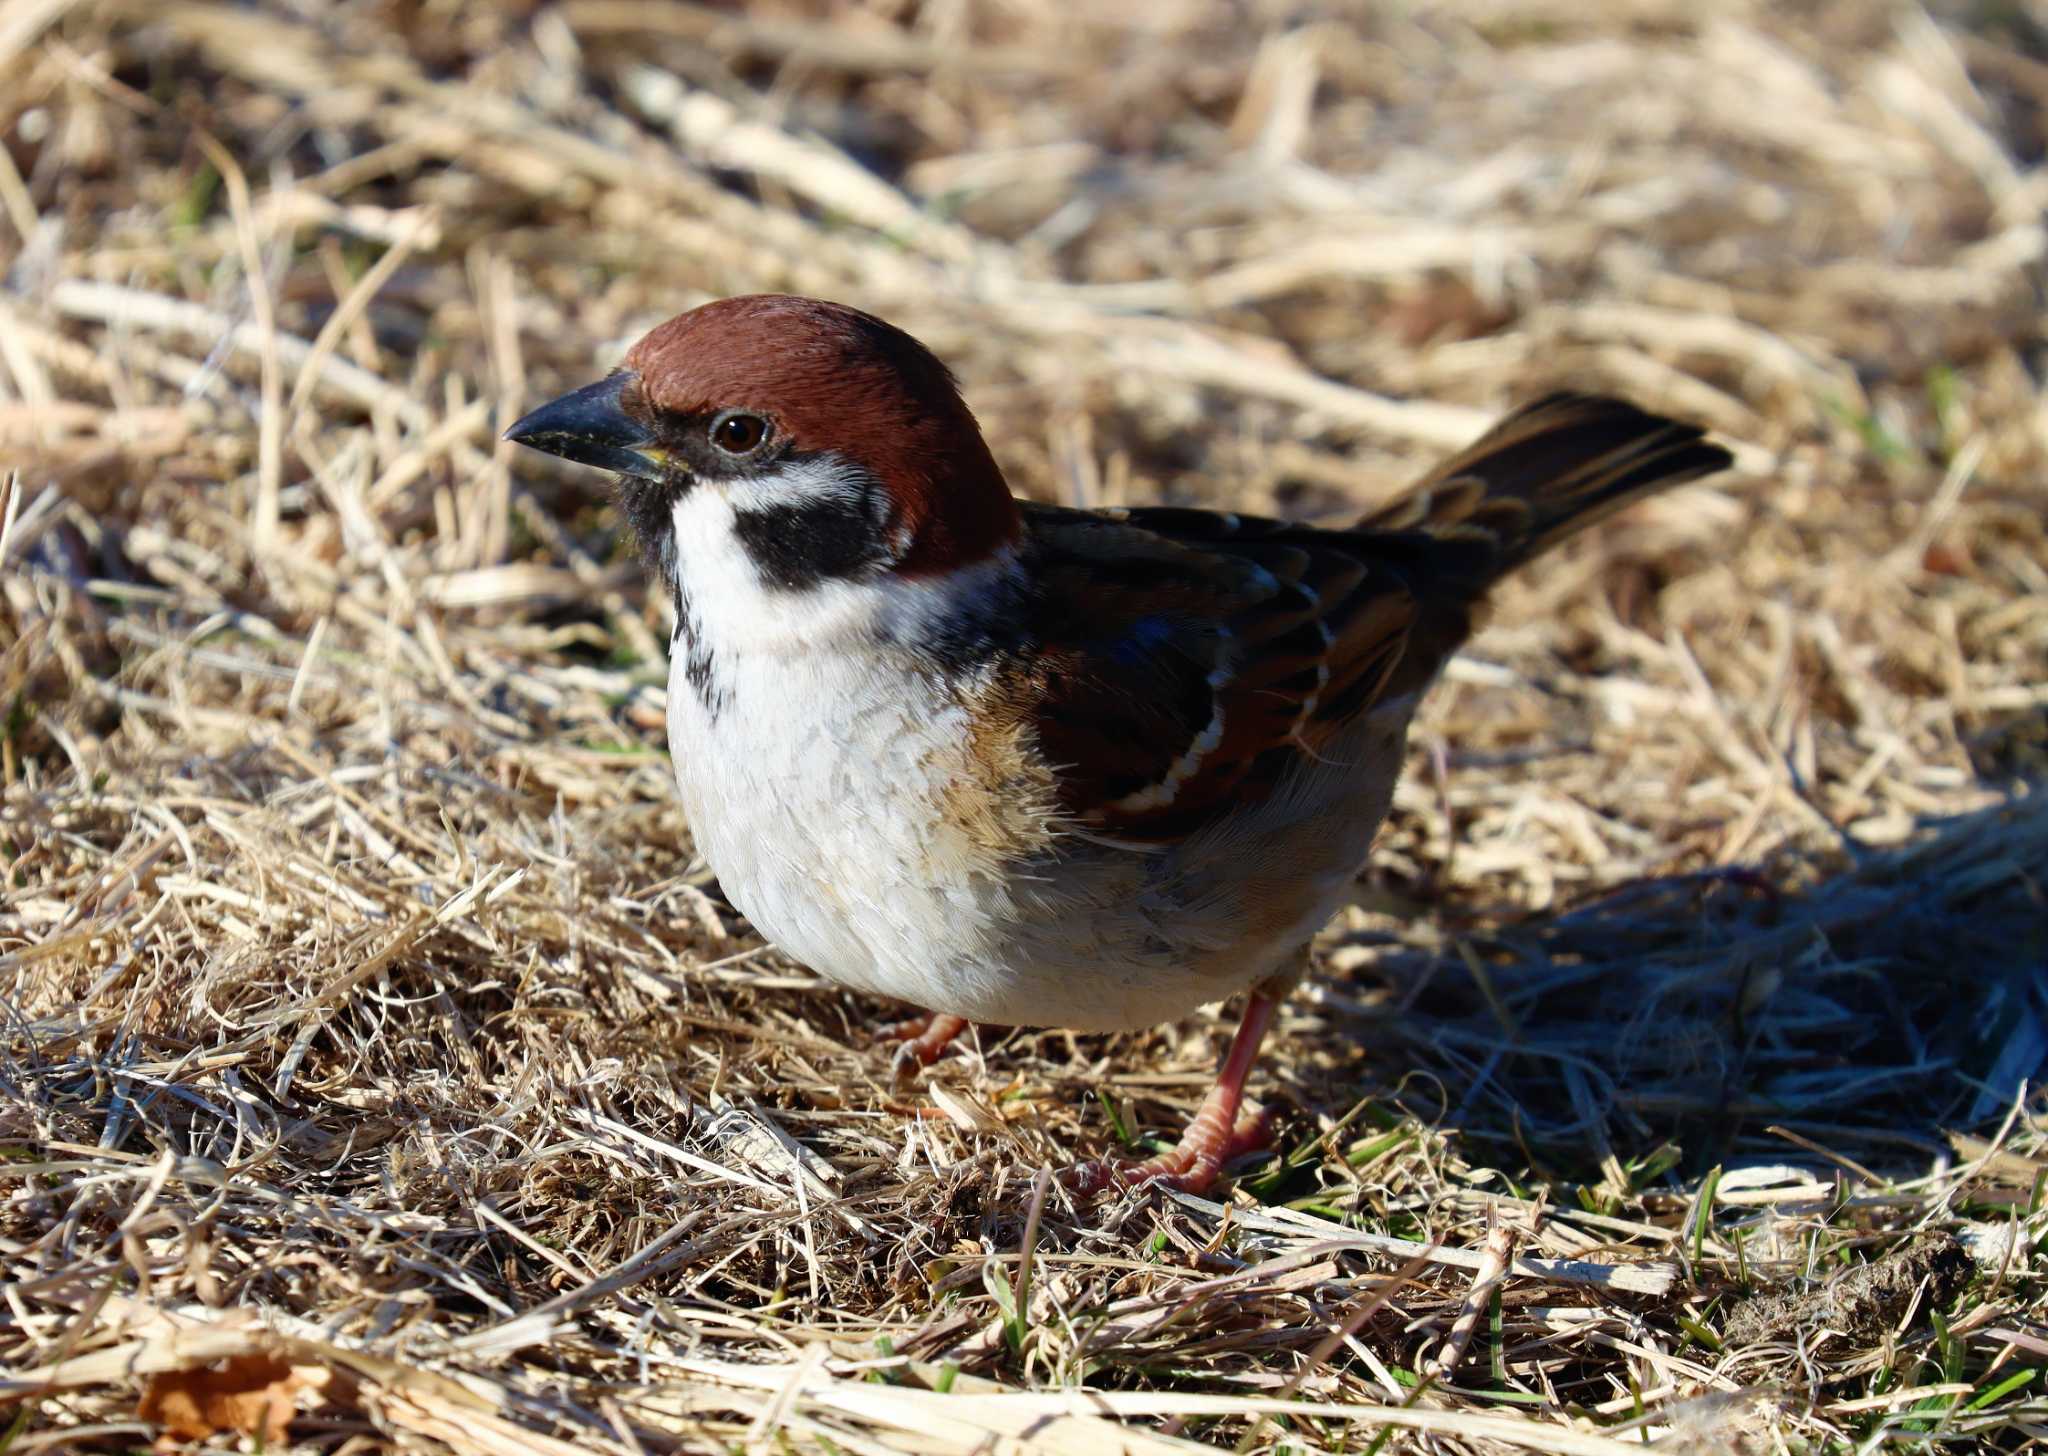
(506, 294), (1020, 597)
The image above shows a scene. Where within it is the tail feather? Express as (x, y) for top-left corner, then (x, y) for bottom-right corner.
(1360, 392), (1734, 582)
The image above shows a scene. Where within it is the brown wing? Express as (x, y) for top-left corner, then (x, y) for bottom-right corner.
(1004, 394), (1732, 845)
(1002, 505), (1418, 844)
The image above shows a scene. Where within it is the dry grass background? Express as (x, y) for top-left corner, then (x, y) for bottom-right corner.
(2, 0), (2047, 1451)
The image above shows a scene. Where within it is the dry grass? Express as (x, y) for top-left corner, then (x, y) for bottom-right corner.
(3, 0), (2046, 1451)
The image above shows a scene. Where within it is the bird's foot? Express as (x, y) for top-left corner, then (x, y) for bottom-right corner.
(1067, 988), (1282, 1196)
(878, 1012), (971, 1081)
(1067, 1101), (1274, 1196)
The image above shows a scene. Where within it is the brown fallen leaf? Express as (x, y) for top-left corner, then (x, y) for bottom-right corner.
(138, 1353), (309, 1447)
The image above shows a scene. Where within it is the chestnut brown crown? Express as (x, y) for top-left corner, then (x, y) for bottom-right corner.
(632, 295), (1021, 573)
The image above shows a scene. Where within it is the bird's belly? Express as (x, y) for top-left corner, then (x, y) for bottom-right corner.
(667, 653), (1074, 1020)
(664, 656), (1417, 1032)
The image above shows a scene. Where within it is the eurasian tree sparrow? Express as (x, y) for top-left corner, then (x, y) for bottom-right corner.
(509, 295), (1731, 1191)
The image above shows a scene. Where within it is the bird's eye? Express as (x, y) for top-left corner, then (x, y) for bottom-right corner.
(710, 412), (769, 456)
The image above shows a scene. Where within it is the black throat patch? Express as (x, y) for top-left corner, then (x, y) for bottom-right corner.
(615, 475), (681, 597)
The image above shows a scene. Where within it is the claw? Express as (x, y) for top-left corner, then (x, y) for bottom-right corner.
(1067, 1103), (1273, 1195)
(878, 1012), (970, 1081)
(1067, 989), (1282, 1196)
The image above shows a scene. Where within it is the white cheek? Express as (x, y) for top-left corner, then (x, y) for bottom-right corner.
(666, 460), (1022, 662)
(669, 490), (747, 595)
(668, 489), (875, 653)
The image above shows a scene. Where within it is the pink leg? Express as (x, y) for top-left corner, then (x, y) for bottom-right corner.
(880, 1012), (971, 1077)
(1070, 991), (1280, 1195)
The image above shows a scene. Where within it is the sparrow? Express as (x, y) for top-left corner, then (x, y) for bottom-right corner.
(507, 295), (1733, 1192)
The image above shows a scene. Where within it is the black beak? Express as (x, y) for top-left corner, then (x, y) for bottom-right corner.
(505, 372), (669, 478)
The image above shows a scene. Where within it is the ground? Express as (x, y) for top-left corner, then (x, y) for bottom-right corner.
(2, 1), (2046, 1452)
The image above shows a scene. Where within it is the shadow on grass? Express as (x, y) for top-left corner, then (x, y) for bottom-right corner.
(1309, 790), (2047, 1185)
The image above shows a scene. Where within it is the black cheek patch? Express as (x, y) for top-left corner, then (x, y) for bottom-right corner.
(730, 478), (892, 590)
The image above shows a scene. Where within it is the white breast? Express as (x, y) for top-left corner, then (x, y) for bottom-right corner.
(663, 486), (1053, 1020)
(669, 646), (1008, 1012)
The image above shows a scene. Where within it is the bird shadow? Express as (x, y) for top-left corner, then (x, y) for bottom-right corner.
(1297, 791), (2048, 1189)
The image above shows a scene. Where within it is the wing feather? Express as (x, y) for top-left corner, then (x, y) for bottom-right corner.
(995, 394), (1732, 846)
